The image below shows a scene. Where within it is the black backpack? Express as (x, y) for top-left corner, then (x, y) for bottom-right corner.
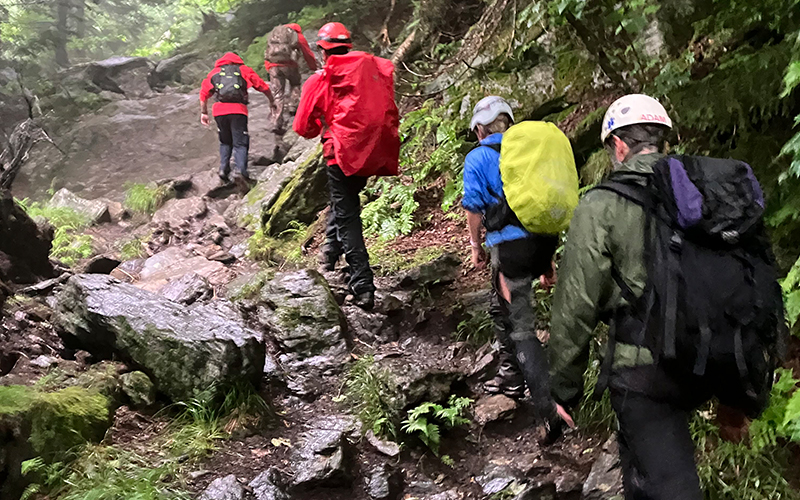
(211, 64), (248, 104)
(593, 155), (785, 417)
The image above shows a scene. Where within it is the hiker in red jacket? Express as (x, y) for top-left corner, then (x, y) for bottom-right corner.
(294, 22), (400, 310)
(265, 23), (318, 133)
(200, 52), (275, 183)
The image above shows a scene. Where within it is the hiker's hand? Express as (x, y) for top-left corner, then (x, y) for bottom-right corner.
(540, 261), (557, 290)
(200, 113), (210, 126)
(470, 245), (486, 269)
(556, 404), (575, 429)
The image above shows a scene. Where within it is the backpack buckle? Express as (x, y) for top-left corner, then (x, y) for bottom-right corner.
(669, 233), (683, 253)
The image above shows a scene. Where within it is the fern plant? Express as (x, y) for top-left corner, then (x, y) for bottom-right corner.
(361, 179), (419, 240)
(401, 395), (473, 456)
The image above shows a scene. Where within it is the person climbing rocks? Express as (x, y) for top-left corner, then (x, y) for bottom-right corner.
(462, 96), (575, 442)
(199, 52), (276, 184)
(265, 23), (318, 133)
(293, 22), (400, 310)
(548, 94), (784, 499)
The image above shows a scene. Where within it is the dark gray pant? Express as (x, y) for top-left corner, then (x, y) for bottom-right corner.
(215, 114), (249, 177)
(490, 235), (558, 420)
(322, 164), (375, 294)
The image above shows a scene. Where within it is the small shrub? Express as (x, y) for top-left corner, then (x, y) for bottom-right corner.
(455, 310), (494, 346)
(401, 395), (473, 456)
(342, 355), (402, 439)
(124, 183), (173, 214)
(247, 222), (310, 265)
(574, 331), (617, 436)
(119, 237), (147, 261)
(370, 244), (444, 276)
(17, 199), (94, 266)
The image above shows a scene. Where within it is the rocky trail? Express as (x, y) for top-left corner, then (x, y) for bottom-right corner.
(0, 104), (617, 499)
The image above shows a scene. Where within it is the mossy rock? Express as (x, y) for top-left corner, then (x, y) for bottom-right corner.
(120, 371), (156, 408)
(0, 385), (111, 499)
(569, 106), (608, 168)
(261, 147), (328, 237)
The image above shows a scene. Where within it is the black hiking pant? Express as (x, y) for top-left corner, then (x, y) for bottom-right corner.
(322, 164), (375, 294)
(215, 114), (250, 178)
(490, 234), (558, 419)
(609, 365), (707, 500)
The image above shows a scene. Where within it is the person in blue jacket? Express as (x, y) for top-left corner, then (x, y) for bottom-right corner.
(462, 96), (572, 441)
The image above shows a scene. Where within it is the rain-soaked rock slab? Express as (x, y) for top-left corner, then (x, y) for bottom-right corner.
(199, 474), (244, 500)
(48, 188), (111, 225)
(291, 415), (357, 488)
(53, 274), (265, 401)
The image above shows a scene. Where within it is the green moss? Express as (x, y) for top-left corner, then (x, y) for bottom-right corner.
(17, 198), (95, 267)
(0, 385), (110, 458)
(580, 149), (613, 187)
(554, 45), (596, 97)
(119, 237), (147, 261)
(261, 147), (327, 236)
(370, 244), (445, 276)
(227, 270), (275, 302)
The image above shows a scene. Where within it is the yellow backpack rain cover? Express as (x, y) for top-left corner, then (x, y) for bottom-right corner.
(499, 121), (578, 234)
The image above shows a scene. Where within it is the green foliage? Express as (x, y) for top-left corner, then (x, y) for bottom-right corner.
(287, 0), (374, 31)
(342, 355), (402, 439)
(164, 382), (272, 459)
(23, 445), (189, 500)
(574, 329), (617, 435)
(455, 310), (494, 346)
(362, 179), (419, 240)
(17, 198), (94, 266)
(247, 221), (310, 265)
(781, 255), (800, 335)
(124, 183), (173, 215)
(228, 270), (274, 302)
(692, 409), (799, 500)
(749, 368), (800, 450)
(369, 243), (444, 276)
(401, 395), (472, 456)
(119, 237), (147, 261)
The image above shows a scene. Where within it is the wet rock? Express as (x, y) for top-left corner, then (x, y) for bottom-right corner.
(199, 474), (244, 500)
(398, 253), (461, 289)
(120, 371), (156, 408)
(53, 274), (265, 401)
(30, 355), (58, 369)
(474, 395), (518, 425)
(0, 192), (53, 285)
(249, 467), (290, 500)
(292, 416), (355, 488)
(80, 255), (120, 274)
(342, 305), (399, 344)
(49, 188), (111, 225)
(384, 358), (464, 409)
(255, 270), (348, 394)
(261, 149), (327, 236)
(458, 288), (491, 314)
(283, 135), (319, 163)
(85, 56), (155, 98)
(583, 437), (624, 500)
(476, 463), (525, 496)
(366, 464), (403, 500)
(133, 247), (227, 293)
(151, 197), (207, 225)
(158, 272), (213, 305)
(365, 429), (401, 457)
(150, 52), (199, 87)
(374, 290), (411, 315)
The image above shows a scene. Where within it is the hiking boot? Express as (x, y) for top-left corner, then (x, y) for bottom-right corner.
(218, 172), (230, 184)
(483, 361), (525, 399)
(352, 291), (375, 310)
(540, 414), (566, 446)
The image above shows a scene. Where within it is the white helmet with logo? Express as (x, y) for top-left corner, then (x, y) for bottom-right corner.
(470, 96), (515, 132)
(600, 94), (672, 143)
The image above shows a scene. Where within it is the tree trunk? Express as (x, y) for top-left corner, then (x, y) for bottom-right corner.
(54, 0), (70, 68)
(391, 28), (418, 66)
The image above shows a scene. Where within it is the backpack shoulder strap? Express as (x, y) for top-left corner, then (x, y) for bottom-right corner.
(472, 142), (501, 154)
(591, 178), (650, 207)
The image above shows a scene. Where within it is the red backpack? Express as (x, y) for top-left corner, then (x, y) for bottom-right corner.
(323, 52), (399, 177)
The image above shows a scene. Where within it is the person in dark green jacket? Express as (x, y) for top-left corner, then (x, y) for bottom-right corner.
(549, 95), (711, 500)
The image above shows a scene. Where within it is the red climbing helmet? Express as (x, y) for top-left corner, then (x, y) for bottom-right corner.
(317, 22), (353, 50)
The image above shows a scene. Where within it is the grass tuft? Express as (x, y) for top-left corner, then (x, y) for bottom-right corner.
(124, 183), (173, 215)
(17, 199), (94, 266)
(454, 310), (494, 346)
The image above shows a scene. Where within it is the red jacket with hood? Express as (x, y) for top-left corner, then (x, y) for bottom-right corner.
(287, 23), (318, 71)
(200, 52), (272, 117)
(293, 51), (399, 177)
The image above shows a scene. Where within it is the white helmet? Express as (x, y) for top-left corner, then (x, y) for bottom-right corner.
(600, 94), (672, 143)
(470, 96), (515, 131)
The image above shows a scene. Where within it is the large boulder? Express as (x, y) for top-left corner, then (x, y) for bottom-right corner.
(0, 191), (53, 284)
(84, 56), (155, 98)
(255, 270), (348, 395)
(150, 52), (200, 88)
(48, 188), (111, 225)
(121, 246), (228, 293)
(261, 148), (328, 236)
(227, 162), (299, 231)
(53, 274), (265, 401)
